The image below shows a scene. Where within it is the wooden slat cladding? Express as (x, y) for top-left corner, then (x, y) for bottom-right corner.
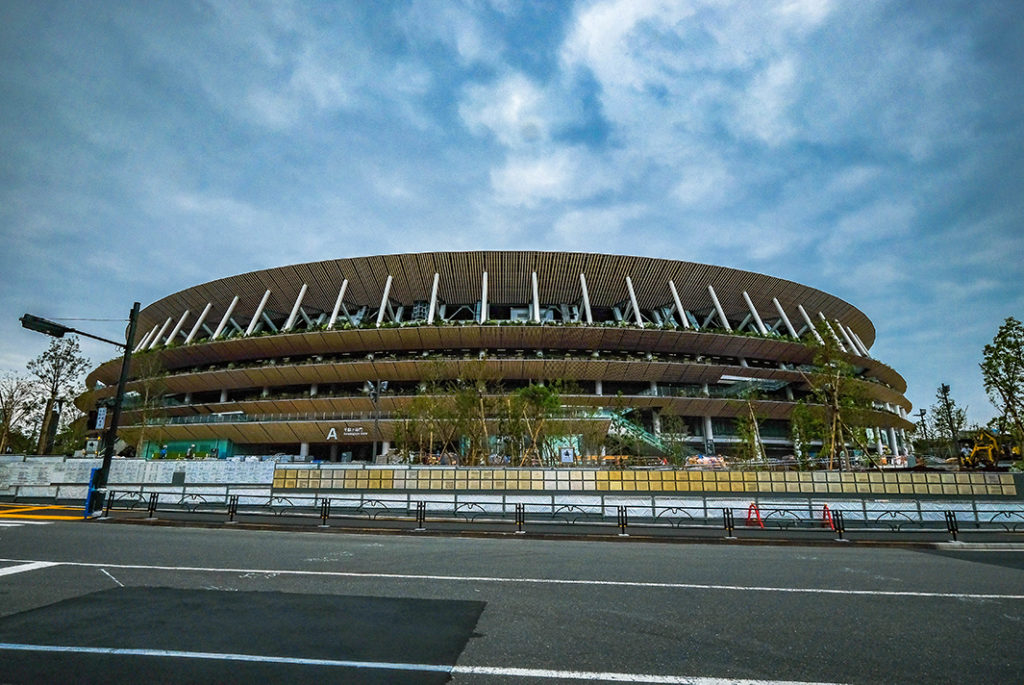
(86, 323), (908, 395)
(137, 252), (876, 344)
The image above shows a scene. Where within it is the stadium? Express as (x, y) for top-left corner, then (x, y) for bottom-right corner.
(81, 251), (913, 464)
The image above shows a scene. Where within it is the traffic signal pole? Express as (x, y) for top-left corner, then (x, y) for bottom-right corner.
(88, 302), (140, 515)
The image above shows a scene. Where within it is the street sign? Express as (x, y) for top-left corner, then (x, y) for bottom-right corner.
(95, 407), (107, 430)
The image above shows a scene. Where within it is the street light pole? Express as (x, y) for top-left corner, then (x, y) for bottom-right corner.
(90, 302), (140, 514)
(21, 303), (140, 515)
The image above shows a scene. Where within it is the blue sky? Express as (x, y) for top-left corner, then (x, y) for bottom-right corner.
(2, 0), (1022, 426)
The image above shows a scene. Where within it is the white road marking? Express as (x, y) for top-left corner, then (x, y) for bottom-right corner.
(0, 557), (1021, 600)
(100, 568), (124, 587)
(0, 642), (842, 684)
(0, 521), (52, 526)
(455, 664), (841, 683)
(0, 561), (58, 577)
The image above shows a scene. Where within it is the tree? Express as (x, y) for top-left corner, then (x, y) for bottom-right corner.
(512, 384), (560, 465)
(657, 413), (694, 466)
(125, 353), (167, 457)
(931, 383), (967, 458)
(800, 322), (874, 470)
(733, 395), (766, 465)
(26, 338), (90, 454)
(0, 373), (34, 453)
(981, 317), (1024, 455)
(789, 400), (823, 470)
(51, 403), (86, 456)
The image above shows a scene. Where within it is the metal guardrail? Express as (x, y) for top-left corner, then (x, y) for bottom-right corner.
(95, 488), (1024, 542)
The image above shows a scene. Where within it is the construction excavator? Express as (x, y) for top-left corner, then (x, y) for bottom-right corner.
(958, 429), (1003, 469)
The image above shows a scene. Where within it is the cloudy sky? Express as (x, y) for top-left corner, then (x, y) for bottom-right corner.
(2, 0), (1022, 425)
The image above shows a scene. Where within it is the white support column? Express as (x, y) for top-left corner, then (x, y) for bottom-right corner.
(133, 325), (159, 353)
(595, 380), (603, 396)
(742, 291), (768, 335)
(219, 389), (228, 403)
(707, 285), (731, 331)
(283, 284), (308, 332)
(818, 312), (847, 351)
(246, 290), (272, 336)
(875, 428), (885, 456)
(310, 383), (318, 397)
(375, 275), (393, 327)
(625, 276), (644, 327)
(703, 416), (714, 451)
(184, 302), (213, 344)
(165, 310), (191, 346)
(847, 327), (869, 357)
(835, 321), (858, 354)
(480, 271), (488, 323)
(531, 271), (541, 323)
(772, 298), (798, 338)
(797, 304), (823, 344)
(579, 273), (593, 324)
(427, 273), (439, 324)
(668, 280), (690, 329)
(147, 317), (173, 350)
(211, 297), (239, 340)
(299, 442), (310, 460)
(328, 280), (349, 329)
(888, 426), (899, 455)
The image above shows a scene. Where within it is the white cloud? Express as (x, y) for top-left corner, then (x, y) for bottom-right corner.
(732, 58), (798, 146)
(552, 204), (647, 245)
(490, 147), (621, 207)
(400, 0), (500, 66)
(772, 0), (834, 29)
(671, 159), (735, 207)
(460, 74), (549, 147)
(820, 200), (917, 261)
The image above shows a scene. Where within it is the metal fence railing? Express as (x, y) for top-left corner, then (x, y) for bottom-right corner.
(92, 487), (1024, 542)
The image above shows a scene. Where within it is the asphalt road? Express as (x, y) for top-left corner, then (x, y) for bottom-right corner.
(1, 519), (1023, 684)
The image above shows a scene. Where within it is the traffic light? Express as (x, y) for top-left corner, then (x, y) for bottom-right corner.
(20, 313), (72, 338)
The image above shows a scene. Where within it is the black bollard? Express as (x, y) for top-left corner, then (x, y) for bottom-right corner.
(319, 498), (331, 527)
(944, 510), (958, 542)
(415, 501), (426, 531)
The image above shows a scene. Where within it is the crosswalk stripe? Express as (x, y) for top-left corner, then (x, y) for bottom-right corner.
(0, 521), (53, 526)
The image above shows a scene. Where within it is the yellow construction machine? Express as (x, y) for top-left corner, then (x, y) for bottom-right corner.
(958, 430), (1002, 469)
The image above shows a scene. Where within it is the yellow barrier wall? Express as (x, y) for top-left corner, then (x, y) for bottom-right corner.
(272, 468), (1017, 497)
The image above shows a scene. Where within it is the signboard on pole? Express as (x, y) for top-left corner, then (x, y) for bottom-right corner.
(95, 407), (107, 430)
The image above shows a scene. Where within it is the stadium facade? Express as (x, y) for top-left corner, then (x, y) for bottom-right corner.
(81, 251), (913, 462)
